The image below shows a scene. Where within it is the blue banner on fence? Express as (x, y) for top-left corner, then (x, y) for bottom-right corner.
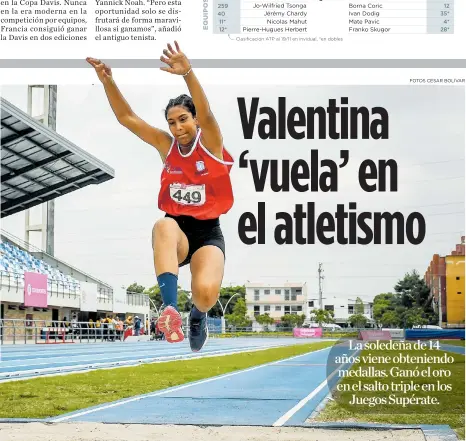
(207, 317), (222, 334)
(405, 329), (465, 340)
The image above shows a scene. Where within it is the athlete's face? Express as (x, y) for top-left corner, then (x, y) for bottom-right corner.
(166, 106), (198, 146)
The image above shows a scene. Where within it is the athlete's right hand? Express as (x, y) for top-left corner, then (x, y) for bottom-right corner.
(86, 57), (113, 83)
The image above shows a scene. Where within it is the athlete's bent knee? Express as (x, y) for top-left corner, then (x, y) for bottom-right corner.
(152, 218), (179, 244)
(193, 283), (219, 312)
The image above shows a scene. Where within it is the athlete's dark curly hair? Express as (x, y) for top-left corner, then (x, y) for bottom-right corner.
(164, 94), (196, 120)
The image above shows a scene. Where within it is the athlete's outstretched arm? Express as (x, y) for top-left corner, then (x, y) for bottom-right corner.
(86, 57), (172, 160)
(159, 42), (223, 159)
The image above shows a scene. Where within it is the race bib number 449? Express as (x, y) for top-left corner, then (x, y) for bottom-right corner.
(169, 183), (206, 206)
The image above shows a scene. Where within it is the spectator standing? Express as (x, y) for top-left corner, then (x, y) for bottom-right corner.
(71, 314), (79, 337)
(102, 316), (108, 340)
(150, 318), (156, 339)
(116, 317), (124, 340)
(89, 319), (94, 337)
(134, 316), (141, 336)
(107, 317), (115, 341)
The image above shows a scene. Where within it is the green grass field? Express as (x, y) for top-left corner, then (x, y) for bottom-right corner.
(215, 332), (294, 338)
(0, 341), (334, 419)
(442, 340), (465, 347)
(214, 332), (358, 339)
(315, 342), (465, 439)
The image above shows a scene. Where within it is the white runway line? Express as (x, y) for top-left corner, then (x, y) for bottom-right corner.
(272, 360), (347, 427)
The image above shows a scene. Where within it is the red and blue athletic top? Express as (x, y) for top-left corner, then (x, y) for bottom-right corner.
(158, 129), (234, 220)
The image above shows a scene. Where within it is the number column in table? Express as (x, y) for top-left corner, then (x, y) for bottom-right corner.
(348, 0), (435, 34)
(214, 0), (241, 34)
(427, 0), (454, 33)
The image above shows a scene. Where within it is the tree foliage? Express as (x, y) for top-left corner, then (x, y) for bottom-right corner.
(372, 271), (437, 328)
(372, 293), (398, 324)
(394, 270), (431, 309)
(209, 285), (246, 317)
(280, 313), (307, 328)
(308, 309), (335, 327)
(126, 282), (145, 294)
(355, 297), (365, 315)
(348, 313), (367, 328)
(255, 313), (275, 330)
(225, 298), (251, 328)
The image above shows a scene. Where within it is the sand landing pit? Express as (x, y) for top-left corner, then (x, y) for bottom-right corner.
(0, 422), (427, 441)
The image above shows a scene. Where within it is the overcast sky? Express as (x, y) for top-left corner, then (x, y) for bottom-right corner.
(1, 84), (464, 304)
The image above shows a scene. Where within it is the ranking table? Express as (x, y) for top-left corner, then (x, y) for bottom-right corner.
(213, 0), (454, 35)
(348, 0), (454, 34)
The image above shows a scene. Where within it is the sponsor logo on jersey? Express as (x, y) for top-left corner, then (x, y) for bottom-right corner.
(164, 162), (183, 174)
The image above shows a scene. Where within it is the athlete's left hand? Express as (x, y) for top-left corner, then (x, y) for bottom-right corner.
(159, 41), (191, 76)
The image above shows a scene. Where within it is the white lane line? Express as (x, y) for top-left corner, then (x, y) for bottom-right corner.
(0, 342), (233, 358)
(0, 338), (302, 358)
(0, 344), (259, 368)
(272, 360), (346, 427)
(52, 346), (333, 422)
(0, 340), (311, 369)
(0, 346), (270, 379)
(0, 341), (316, 383)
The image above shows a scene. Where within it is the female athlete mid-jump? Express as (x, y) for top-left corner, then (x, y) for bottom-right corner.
(87, 41), (234, 352)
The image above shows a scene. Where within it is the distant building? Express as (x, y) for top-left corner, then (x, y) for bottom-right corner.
(245, 282), (308, 321)
(245, 281), (374, 327)
(425, 236), (465, 327)
(311, 296), (374, 327)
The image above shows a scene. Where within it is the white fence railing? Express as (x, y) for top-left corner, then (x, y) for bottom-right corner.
(0, 318), (152, 344)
